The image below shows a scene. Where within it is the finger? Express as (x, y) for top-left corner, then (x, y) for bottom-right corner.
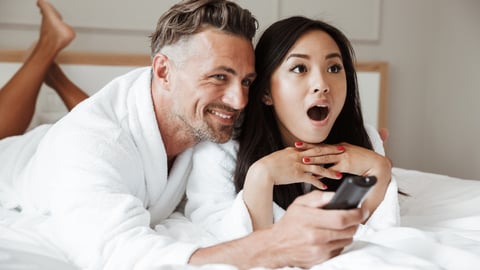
(307, 177), (328, 190)
(327, 239), (352, 256)
(299, 144), (346, 156)
(292, 190), (335, 208)
(327, 209), (369, 229)
(302, 172), (340, 190)
(302, 164), (342, 179)
(312, 208), (367, 230)
(330, 247), (344, 258)
(302, 154), (342, 167)
(290, 193), (368, 228)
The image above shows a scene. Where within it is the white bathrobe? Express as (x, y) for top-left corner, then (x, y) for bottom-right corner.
(185, 125), (401, 243)
(0, 67), (199, 269)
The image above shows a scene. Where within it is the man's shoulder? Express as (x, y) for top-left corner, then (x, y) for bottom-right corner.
(193, 140), (238, 154)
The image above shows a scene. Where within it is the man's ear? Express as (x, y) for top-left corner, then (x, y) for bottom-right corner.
(152, 53), (170, 90)
(262, 92), (273, 105)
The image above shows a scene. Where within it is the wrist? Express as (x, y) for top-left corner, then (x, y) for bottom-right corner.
(189, 229), (282, 270)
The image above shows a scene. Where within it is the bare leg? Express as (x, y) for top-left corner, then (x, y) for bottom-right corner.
(0, 0), (75, 139)
(45, 63), (88, 111)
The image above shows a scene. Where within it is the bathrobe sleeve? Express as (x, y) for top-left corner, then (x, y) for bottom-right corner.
(185, 140), (251, 242)
(18, 68), (199, 270)
(356, 125), (401, 237)
(185, 140), (284, 242)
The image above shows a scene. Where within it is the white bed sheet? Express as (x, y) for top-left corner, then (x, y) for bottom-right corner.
(1, 167), (479, 270)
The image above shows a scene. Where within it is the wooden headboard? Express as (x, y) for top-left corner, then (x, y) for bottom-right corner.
(0, 50), (388, 129)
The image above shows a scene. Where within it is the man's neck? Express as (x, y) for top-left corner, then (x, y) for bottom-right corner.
(150, 76), (198, 166)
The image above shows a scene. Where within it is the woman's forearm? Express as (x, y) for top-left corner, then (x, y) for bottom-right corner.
(242, 161), (275, 230)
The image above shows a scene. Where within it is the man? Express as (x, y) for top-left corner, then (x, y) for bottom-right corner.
(0, 0), (367, 269)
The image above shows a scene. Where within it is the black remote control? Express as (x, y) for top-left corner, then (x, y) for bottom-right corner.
(323, 174), (377, 210)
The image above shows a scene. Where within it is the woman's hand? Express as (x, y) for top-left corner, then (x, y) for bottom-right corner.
(242, 142), (344, 230)
(307, 143), (390, 178)
(312, 142), (392, 220)
(250, 142), (346, 189)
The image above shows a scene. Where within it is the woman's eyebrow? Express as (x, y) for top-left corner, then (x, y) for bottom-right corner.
(286, 52), (343, 61)
(325, 52), (342, 60)
(286, 53), (309, 61)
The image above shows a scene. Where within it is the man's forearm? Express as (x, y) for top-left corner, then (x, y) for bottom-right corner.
(188, 228), (281, 270)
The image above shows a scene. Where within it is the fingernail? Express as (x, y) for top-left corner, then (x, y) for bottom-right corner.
(295, 141), (303, 147)
(302, 157), (310, 163)
(336, 172), (343, 178)
(337, 145), (345, 151)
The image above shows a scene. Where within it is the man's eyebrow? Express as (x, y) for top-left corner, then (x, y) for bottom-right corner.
(218, 66), (237, 75)
(217, 66), (256, 79)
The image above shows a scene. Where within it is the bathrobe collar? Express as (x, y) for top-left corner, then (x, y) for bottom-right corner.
(126, 67), (193, 225)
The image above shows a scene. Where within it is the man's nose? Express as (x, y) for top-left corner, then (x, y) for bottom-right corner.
(223, 84), (248, 110)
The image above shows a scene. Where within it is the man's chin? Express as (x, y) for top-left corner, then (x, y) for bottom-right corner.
(195, 130), (232, 144)
(209, 132), (232, 143)
(209, 129), (234, 143)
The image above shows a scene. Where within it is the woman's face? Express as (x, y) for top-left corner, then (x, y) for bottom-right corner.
(267, 30), (347, 146)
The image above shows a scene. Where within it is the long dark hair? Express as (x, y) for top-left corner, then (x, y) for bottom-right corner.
(233, 16), (373, 209)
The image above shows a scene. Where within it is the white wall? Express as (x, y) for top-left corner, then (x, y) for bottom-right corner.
(0, 0), (479, 179)
(354, 0), (480, 179)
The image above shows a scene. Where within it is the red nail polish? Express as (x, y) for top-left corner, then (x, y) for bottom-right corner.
(295, 141), (303, 147)
(336, 172), (343, 178)
(302, 157), (310, 163)
(337, 145), (345, 151)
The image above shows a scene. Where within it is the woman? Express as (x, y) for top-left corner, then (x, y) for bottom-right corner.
(0, 0), (88, 140)
(185, 16), (399, 242)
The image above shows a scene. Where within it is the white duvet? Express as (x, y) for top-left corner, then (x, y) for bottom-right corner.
(1, 167), (479, 270)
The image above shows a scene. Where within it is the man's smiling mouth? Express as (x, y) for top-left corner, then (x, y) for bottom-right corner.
(208, 109), (233, 119)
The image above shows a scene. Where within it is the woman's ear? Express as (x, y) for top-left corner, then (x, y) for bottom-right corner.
(152, 53), (170, 90)
(262, 93), (273, 105)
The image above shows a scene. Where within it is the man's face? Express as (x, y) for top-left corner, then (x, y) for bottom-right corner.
(168, 29), (256, 143)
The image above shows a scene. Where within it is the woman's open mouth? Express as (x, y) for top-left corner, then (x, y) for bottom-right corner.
(307, 105), (329, 121)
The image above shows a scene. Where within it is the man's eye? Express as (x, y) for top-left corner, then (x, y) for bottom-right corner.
(291, 64), (307, 73)
(213, 74), (226, 80)
(328, 64), (343, 73)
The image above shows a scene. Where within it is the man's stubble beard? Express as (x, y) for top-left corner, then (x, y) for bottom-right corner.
(176, 113), (234, 144)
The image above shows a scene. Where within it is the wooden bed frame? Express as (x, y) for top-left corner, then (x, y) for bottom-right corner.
(0, 50), (388, 128)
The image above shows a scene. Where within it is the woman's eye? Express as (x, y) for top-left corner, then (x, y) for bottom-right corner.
(328, 64), (343, 73)
(241, 79), (252, 87)
(291, 64), (307, 73)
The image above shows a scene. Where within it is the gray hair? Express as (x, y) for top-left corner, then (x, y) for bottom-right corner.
(150, 0), (258, 58)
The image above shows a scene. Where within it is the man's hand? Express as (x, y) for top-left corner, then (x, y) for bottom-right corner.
(189, 190), (368, 269)
(259, 190), (367, 268)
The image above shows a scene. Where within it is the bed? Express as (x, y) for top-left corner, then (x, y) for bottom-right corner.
(0, 51), (479, 270)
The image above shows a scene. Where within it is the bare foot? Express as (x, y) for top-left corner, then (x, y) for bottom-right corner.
(37, 0), (75, 53)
